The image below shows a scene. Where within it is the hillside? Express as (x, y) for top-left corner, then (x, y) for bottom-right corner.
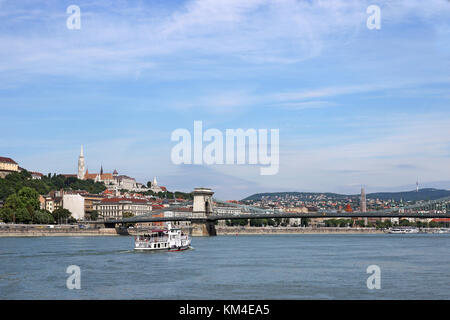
(242, 192), (348, 201)
(242, 188), (450, 202)
(0, 170), (106, 200)
(366, 188), (450, 201)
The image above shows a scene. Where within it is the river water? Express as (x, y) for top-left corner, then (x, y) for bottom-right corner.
(0, 234), (449, 299)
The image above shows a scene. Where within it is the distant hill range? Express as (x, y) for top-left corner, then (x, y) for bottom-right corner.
(242, 188), (450, 202)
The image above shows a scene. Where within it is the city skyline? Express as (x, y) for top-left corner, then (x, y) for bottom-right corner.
(1, 0), (450, 199)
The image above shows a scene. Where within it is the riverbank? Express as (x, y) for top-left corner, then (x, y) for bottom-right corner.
(3, 225), (444, 237)
(0, 225), (118, 237)
(216, 226), (384, 235)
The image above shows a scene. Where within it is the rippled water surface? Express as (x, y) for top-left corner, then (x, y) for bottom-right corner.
(0, 234), (449, 299)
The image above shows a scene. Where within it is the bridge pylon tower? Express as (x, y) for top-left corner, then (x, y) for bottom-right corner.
(191, 187), (216, 236)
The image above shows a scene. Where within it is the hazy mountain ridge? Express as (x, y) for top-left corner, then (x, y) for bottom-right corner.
(242, 188), (450, 202)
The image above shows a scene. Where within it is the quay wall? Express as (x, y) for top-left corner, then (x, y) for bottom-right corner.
(0, 226), (118, 237)
(0, 225), (386, 237)
(216, 226), (384, 235)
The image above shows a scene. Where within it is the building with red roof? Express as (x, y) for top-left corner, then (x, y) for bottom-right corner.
(0, 156), (20, 178)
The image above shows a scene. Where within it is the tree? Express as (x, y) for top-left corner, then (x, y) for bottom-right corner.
(250, 219), (265, 227)
(325, 219), (338, 227)
(399, 219), (411, 226)
(300, 218), (310, 227)
(4, 193), (23, 211)
(0, 207), (13, 223)
(52, 208), (72, 224)
(32, 210), (54, 224)
(355, 220), (366, 227)
(15, 207), (32, 224)
(429, 221), (439, 228)
(90, 210), (99, 221)
(122, 212), (135, 227)
(122, 212), (134, 219)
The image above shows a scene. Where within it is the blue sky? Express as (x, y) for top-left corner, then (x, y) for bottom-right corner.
(1, 0), (450, 199)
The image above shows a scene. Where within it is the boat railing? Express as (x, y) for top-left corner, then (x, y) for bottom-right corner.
(135, 235), (169, 243)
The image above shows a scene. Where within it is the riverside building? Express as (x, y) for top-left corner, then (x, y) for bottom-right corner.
(93, 197), (153, 220)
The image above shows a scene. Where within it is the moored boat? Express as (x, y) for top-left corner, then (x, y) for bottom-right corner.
(387, 227), (419, 234)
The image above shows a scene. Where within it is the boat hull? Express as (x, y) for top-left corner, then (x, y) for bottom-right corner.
(134, 245), (191, 252)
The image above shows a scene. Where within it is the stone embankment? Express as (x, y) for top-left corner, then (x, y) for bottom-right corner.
(216, 226), (384, 235)
(0, 224), (117, 237)
(0, 224), (386, 237)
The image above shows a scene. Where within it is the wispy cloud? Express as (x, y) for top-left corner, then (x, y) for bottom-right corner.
(1, 0), (450, 199)
(0, 0), (449, 83)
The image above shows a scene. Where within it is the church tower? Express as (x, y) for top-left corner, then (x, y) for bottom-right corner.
(77, 145), (85, 180)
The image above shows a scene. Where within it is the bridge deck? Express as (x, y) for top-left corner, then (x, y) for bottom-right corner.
(87, 211), (450, 224)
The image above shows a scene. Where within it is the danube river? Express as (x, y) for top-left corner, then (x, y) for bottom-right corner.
(0, 234), (449, 299)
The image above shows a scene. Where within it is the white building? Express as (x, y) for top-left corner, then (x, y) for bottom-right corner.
(63, 194), (85, 220)
(150, 177), (164, 193)
(113, 175), (136, 190)
(93, 197), (152, 220)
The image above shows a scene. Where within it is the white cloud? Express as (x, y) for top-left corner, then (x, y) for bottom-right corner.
(0, 0), (448, 82)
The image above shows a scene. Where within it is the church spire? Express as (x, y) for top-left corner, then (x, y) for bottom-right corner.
(100, 165), (103, 175)
(77, 145), (86, 180)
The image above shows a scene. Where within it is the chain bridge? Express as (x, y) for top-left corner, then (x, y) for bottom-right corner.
(88, 187), (450, 236)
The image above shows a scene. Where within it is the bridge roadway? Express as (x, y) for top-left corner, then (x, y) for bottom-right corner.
(89, 211), (450, 225)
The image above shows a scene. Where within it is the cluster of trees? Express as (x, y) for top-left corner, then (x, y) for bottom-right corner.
(382, 219), (449, 229)
(0, 185), (74, 224)
(0, 170), (106, 202)
(324, 219), (353, 227)
(349, 219), (449, 229)
(140, 189), (193, 200)
(225, 218), (310, 227)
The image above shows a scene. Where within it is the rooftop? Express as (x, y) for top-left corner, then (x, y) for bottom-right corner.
(100, 197), (150, 204)
(0, 157), (18, 165)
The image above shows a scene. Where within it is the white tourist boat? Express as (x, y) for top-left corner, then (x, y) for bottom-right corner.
(387, 227), (419, 234)
(134, 223), (191, 251)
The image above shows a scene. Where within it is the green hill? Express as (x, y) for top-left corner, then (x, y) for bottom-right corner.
(0, 170), (106, 201)
(242, 188), (450, 202)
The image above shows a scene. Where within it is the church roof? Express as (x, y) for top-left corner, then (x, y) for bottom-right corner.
(100, 197), (150, 204)
(84, 172), (113, 180)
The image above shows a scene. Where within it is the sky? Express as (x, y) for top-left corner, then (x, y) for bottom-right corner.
(1, 0), (450, 200)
